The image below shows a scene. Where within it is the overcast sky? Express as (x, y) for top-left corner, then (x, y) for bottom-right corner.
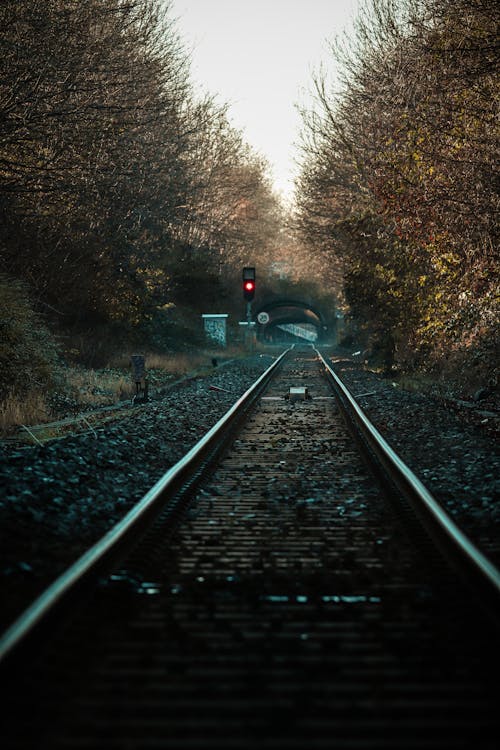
(172, 0), (360, 202)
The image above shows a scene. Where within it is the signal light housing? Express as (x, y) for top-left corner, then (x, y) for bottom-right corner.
(242, 267), (256, 301)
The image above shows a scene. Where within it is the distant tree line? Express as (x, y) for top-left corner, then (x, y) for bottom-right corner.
(0, 0), (283, 356)
(296, 0), (498, 377)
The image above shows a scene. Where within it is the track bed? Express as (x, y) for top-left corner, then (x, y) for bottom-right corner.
(2, 348), (498, 749)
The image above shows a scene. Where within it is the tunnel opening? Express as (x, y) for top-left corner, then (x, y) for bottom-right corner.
(254, 299), (326, 342)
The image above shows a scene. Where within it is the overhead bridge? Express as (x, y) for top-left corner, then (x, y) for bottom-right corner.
(254, 298), (326, 341)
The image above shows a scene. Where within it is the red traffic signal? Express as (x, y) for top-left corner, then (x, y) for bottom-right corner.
(242, 267), (256, 301)
(244, 279), (255, 294)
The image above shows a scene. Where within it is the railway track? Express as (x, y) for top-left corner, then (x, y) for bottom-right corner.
(1, 345), (499, 749)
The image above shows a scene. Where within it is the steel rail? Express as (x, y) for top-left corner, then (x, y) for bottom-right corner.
(0, 348), (292, 667)
(316, 347), (500, 621)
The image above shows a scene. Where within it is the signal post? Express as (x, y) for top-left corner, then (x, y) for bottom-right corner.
(242, 267), (256, 351)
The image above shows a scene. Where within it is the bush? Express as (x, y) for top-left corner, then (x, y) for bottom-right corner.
(0, 275), (60, 402)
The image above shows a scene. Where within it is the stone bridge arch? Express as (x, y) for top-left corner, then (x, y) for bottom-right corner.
(253, 298), (327, 340)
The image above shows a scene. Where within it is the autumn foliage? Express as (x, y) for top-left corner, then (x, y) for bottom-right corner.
(0, 0), (283, 354)
(296, 0), (498, 384)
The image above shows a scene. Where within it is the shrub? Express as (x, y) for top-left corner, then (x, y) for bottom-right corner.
(0, 275), (60, 402)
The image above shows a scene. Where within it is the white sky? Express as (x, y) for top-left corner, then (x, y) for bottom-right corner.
(172, 0), (361, 202)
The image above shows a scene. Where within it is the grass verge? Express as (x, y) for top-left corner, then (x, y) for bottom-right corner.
(0, 346), (251, 436)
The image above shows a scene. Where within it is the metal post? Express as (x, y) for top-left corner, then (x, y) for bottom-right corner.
(245, 302), (256, 352)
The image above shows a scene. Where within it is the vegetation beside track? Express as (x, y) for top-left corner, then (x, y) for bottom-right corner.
(1, 1), (497, 434)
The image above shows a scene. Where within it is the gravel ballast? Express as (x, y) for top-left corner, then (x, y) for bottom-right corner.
(329, 356), (499, 570)
(1, 349), (498, 633)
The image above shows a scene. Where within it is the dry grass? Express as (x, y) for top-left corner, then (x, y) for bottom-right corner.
(0, 392), (51, 434)
(0, 369), (135, 434)
(143, 352), (207, 374)
(109, 346), (248, 376)
(65, 368), (134, 405)
(0, 345), (254, 434)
